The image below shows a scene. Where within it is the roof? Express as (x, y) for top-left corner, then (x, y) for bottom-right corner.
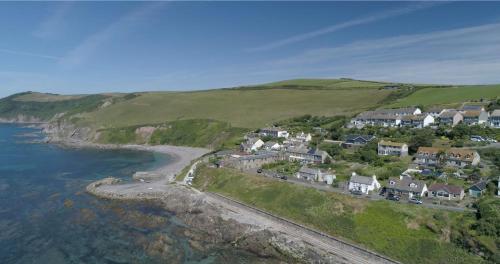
(428, 183), (463, 195)
(469, 181), (487, 192)
(439, 110), (461, 118)
(298, 166), (320, 175)
(462, 111), (481, 118)
(378, 140), (407, 147)
(264, 141), (278, 147)
(401, 114), (430, 121)
(461, 105), (484, 111)
(375, 107), (419, 115)
(417, 147), (442, 155)
(356, 111), (402, 120)
(260, 127), (286, 132)
(350, 174), (375, 185)
(447, 148), (477, 161)
(417, 147), (477, 161)
(490, 110), (500, 117)
(237, 152), (279, 161)
(387, 176), (426, 193)
(246, 137), (262, 145)
(345, 134), (375, 142)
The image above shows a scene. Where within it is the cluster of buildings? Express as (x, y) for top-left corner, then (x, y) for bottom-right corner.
(348, 173), (489, 201)
(219, 127), (330, 171)
(350, 105), (500, 128)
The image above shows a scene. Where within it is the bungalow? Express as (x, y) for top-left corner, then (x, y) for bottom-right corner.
(348, 173), (381, 194)
(415, 147), (480, 168)
(468, 181), (487, 198)
(439, 110), (463, 127)
(462, 111), (489, 126)
(386, 175), (428, 198)
(263, 141), (281, 151)
(343, 134), (376, 148)
(240, 138), (264, 153)
(259, 127), (289, 138)
(489, 110), (500, 128)
(377, 140), (408, 157)
(428, 183), (465, 200)
(286, 146), (331, 164)
(401, 114), (435, 128)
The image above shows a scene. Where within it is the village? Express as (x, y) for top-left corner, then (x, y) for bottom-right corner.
(195, 104), (500, 211)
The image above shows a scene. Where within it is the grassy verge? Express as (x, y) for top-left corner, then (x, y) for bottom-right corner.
(193, 166), (483, 264)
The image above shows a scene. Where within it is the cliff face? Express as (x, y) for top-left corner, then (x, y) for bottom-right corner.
(42, 119), (97, 143)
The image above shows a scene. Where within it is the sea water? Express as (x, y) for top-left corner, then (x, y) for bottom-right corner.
(0, 124), (269, 264)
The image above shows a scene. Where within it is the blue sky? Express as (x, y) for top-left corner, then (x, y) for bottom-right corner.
(1, 1), (500, 98)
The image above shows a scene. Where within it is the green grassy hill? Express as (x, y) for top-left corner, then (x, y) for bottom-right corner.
(389, 84), (500, 108)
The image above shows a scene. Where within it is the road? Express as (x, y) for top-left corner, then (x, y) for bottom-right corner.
(247, 169), (476, 213)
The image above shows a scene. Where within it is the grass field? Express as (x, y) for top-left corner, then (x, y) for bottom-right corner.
(193, 166), (482, 264)
(81, 88), (391, 128)
(256, 78), (390, 89)
(389, 85), (500, 107)
(13, 92), (84, 102)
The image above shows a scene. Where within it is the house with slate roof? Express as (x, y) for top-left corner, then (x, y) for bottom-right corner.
(415, 147), (480, 168)
(439, 110), (463, 127)
(462, 110), (489, 125)
(401, 114), (435, 128)
(348, 172), (381, 194)
(468, 181), (488, 198)
(286, 146), (331, 164)
(240, 138), (264, 153)
(489, 110), (500, 128)
(425, 107), (446, 118)
(386, 175), (428, 198)
(428, 183), (465, 200)
(259, 127), (289, 138)
(343, 134), (376, 148)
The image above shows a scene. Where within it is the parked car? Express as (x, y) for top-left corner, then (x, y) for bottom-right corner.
(280, 175), (288, 180)
(408, 197), (423, 204)
(486, 138), (498, 143)
(386, 193), (400, 201)
(350, 189), (364, 195)
(471, 135), (485, 142)
(257, 168), (263, 173)
(379, 187), (387, 196)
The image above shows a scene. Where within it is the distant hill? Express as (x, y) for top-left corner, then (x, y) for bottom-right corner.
(1, 78), (498, 133)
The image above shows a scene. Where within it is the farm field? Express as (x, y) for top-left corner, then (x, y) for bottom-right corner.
(82, 87), (392, 128)
(390, 85), (500, 108)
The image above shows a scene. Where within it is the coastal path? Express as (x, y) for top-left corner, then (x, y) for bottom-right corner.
(206, 192), (400, 264)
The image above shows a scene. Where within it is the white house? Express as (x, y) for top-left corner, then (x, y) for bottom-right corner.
(295, 132), (312, 142)
(348, 173), (381, 194)
(377, 140), (408, 157)
(240, 138), (264, 153)
(263, 141), (281, 151)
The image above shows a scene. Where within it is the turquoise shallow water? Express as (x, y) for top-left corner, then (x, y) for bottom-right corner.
(0, 124), (265, 264)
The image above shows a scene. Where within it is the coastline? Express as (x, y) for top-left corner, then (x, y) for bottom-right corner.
(7, 122), (395, 263)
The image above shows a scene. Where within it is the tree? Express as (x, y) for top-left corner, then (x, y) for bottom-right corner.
(409, 129), (434, 154)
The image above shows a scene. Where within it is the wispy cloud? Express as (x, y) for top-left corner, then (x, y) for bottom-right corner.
(247, 2), (442, 52)
(263, 22), (500, 84)
(0, 48), (60, 60)
(59, 2), (167, 68)
(33, 2), (73, 39)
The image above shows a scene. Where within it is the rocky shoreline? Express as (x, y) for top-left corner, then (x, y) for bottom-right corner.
(86, 178), (351, 263)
